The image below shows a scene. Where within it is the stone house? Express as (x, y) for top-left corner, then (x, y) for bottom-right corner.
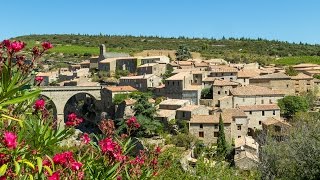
(80, 60), (90, 69)
(188, 109), (248, 145)
(119, 74), (162, 91)
(89, 56), (99, 69)
(234, 151), (259, 170)
(101, 86), (137, 117)
(236, 69), (260, 85)
(208, 65), (238, 81)
(262, 117), (291, 142)
(249, 72), (295, 95)
(194, 62), (209, 71)
(155, 99), (190, 125)
(230, 85), (285, 108)
(238, 104), (281, 133)
(164, 72), (193, 100)
(164, 72), (203, 105)
(137, 63), (167, 77)
(291, 73), (314, 94)
(155, 109), (177, 125)
(98, 57), (138, 73)
(212, 79), (239, 107)
(234, 136), (259, 170)
(158, 99), (190, 110)
(140, 56), (170, 64)
(175, 105), (209, 121)
(69, 64), (81, 72)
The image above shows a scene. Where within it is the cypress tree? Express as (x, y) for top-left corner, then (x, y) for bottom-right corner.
(217, 113), (227, 157)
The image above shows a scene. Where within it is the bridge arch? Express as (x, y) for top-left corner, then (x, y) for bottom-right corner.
(40, 86), (102, 127)
(63, 92), (100, 133)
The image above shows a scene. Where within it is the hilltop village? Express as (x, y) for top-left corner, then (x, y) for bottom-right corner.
(35, 44), (320, 170)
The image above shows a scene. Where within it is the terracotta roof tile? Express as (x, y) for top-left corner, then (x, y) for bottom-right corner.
(262, 117), (291, 126)
(290, 73), (313, 80)
(213, 79), (239, 86)
(238, 104), (280, 111)
(104, 86), (137, 92)
(176, 105), (206, 112)
(251, 72), (291, 80)
(230, 85), (285, 96)
(190, 109), (246, 124)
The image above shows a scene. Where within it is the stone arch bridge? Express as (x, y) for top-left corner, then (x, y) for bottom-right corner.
(40, 86), (102, 125)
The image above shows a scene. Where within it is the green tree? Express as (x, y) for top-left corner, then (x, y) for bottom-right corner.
(217, 114), (227, 157)
(201, 87), (212, 99)
(259, 112), (320, 179)
(161, 64), (174, 81)
(175, 45), (192, 61)
(278, 96), (309, 119)
(285, 66), (298, 76)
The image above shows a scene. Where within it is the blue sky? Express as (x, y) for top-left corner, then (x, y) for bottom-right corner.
(1, 0), (320, 44)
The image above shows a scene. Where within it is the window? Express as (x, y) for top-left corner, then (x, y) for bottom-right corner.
(237, 125), (241, 130)
(261, 99), (264, 104)
(214, 125), (218, 129)
(183, 112), (186, 118)
(262, 111), (265, 116)
(269, 99), (272, 104)
(243, 98), (245, 102)
(230, 78), (233, 80)
(225, 91), (227, 94)
(238, 136), (241, 138)
(286, 84), (289, 88)
(259, 121), (262, 125)
(173, 81), (175, 85)
(249, 111), (252, 115)
(177, 81), (180, 86)
(218, 91), (220, 95)
(214, 132), (219, 137)
(167, 81), (169, 85)
(231, 73), (233, 75)
(273, 110), (276, 115)
(200, 124), (203, 129)
(199, 132), (204, 138)
(243, 79), (246, 82)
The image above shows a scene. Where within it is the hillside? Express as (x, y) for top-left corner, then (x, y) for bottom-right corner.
(13, 34), (320, 65)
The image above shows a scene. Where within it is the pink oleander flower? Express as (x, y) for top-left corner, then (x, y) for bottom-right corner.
(48, 171), (60, 180)
(10, 41), (25, 52)
(35, 76), (44, 83)
(34, 99), (45, 111)
(80, 133), (90, 144)
(3, 132), (17, 149)
(65, 113), (83, 127)
(0, 176), (6, 180)
(70, 161), (83, 171)
(53, 151), (74, 167)
(42, 42), (53, 50)
(126, 116), (140, 129)
(99, 137), (115, 153)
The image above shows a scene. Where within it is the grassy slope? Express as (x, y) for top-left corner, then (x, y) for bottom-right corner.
(13, 34), (320, 65)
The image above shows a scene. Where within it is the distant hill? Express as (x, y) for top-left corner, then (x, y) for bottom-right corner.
(13, 34), (320, 65)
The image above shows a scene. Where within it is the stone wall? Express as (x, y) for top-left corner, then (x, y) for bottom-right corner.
(233, 95), (283, 108)
(245, 109), (280, 129)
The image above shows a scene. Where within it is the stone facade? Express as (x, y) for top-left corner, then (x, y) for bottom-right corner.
(140, 56), (170, 64)
(137, 63), (167, 77)
(249, 73), (295, 95)
(119, 74), (162, 91)
(175, 105), (209, 120)
(291, 73), (314, 94)
(189, 109), (248, 145)
(239, 104), (281, 130)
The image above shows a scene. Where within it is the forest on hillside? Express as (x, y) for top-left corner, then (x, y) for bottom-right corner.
(14, 34), (320, 65)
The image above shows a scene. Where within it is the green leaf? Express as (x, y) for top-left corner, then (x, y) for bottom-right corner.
(0, 164), (7, 176)
(0, 89), (41, 107)
(18, 159), (35, 169)
(28, 174), (34, 180)
(36, 157), (43, 173)
(43, 166), (53, 176)
(14, 161), (20, 175)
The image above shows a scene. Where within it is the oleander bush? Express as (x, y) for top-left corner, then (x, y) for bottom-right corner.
(0, 40), (160, 179)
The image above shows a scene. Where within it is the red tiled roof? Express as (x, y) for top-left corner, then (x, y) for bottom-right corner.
(104, 86), (137, 92)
